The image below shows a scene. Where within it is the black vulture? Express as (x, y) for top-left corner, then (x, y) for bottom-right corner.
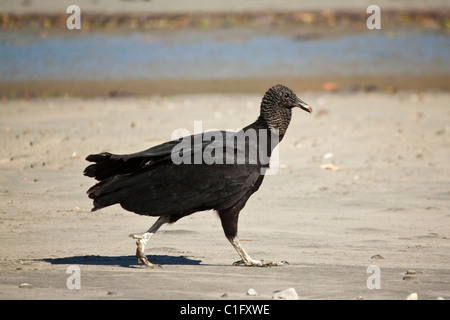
(84, 84), (312, 267)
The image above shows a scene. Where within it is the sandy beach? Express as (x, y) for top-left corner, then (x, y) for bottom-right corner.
(0, 0), (449, 302)
(0, 91), (449, 300)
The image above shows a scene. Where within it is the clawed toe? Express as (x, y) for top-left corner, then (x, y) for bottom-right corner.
(134, 238), (161, 268)
(137, 255), (162, 268)
(232, 259), (289, 267)
(136, 250), (162, 268)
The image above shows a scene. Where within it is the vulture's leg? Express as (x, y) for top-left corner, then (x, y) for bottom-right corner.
(129, 216), (168, 268)
(218, 209), (288, 267)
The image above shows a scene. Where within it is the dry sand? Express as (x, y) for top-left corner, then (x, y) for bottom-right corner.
(0, 91), (449, 300)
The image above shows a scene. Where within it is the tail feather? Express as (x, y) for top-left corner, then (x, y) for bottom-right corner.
(86, 163), (169, 213)
(84, 151), (170, 212)
(83, 133), (221, 212)
(87, 176), (130, 211)
(85, 152), (145, 211)
(84, 152), (148, 181)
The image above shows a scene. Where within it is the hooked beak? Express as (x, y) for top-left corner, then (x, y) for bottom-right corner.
(297, 99), (312, 114)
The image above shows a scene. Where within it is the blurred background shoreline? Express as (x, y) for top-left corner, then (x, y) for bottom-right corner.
(1, 0), (449, 97)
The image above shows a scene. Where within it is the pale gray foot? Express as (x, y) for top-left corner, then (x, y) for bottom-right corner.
(228, 237), (289, 267)
(232, 259), (289, 267)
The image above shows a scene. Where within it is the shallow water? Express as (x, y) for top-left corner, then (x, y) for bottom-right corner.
(1, 28), (449, 82)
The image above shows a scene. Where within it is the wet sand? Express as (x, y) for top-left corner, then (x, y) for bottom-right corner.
(3, 74), (450, 99)
(0, 91), (449, 300)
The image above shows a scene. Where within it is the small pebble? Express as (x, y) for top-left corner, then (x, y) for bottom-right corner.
(320, 163), (339, 171)
(406, 293), (418, 300)
(18, 283), (33, 289)
(247, 288), (258, 296)
(272, 288), (299, 300)
(323, 152), (334, 160)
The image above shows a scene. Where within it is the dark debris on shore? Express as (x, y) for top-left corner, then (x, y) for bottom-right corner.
(1, 9), (450, 32)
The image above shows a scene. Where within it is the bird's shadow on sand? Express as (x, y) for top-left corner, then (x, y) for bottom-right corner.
(43, 255), (202, 268)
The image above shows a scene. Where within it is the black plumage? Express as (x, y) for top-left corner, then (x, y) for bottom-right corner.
(84, 84), (312, 267)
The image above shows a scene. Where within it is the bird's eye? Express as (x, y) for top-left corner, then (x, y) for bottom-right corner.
(284, 92), (290, 98)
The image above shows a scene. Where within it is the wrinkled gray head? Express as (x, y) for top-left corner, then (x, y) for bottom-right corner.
(260, 84), (312, 135)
